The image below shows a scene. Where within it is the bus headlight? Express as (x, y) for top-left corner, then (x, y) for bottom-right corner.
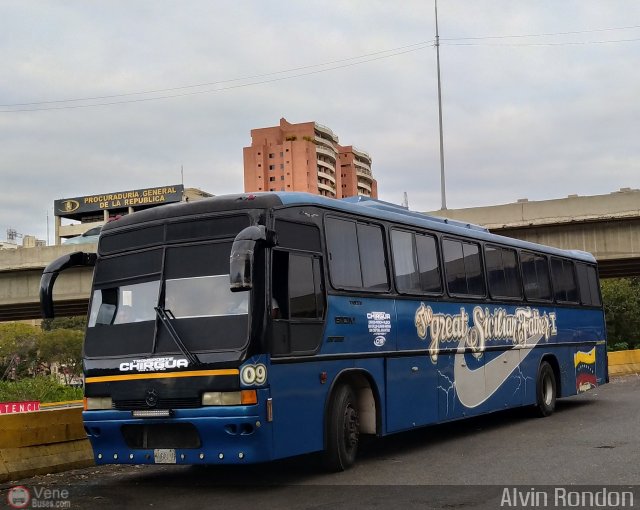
(84, 397), (113, 410)
(202, 390), (257, 406)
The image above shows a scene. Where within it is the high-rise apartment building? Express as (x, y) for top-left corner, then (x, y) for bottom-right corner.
(243, 118), (378, 199)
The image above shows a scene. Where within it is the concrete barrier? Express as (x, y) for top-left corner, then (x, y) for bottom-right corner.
(0, 407), (93, 482)
(608, 349), (640, 377)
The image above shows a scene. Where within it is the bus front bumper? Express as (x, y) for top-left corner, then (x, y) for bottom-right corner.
(83, 392), (273, 465)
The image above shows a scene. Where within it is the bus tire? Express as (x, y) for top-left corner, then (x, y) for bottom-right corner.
(535, 361), (557, 417)
(323, 384), (360, 471)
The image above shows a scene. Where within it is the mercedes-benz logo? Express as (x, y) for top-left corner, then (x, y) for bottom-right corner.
(145, 389), (159, 407)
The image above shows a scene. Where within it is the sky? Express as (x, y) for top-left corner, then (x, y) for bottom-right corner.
(1, 1), (640, 244)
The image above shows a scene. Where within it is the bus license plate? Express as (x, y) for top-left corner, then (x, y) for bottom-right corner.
(153, 449), (176, 464)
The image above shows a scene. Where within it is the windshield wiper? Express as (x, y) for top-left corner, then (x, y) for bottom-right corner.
(154, 306), (201, 366)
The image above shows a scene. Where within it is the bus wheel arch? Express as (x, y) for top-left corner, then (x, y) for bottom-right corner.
(322, 370), (380, 471)
(535, 356), (559, 417)
(541, 354), (562, 397)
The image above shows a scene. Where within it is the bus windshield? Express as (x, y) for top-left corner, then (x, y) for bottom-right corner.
(85, 241), (250, 358)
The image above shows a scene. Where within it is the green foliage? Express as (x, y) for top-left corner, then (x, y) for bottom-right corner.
(0, 323), (42, 378)
(39, 329), (83, 382)
(0, 376), (82, 403)
(0, 322), (83, 383)
(609, 342), (630, 352)
(601, 277), (640, 351)
(41, 316), (87, 332)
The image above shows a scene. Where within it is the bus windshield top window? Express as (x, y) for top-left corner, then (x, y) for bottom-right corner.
(165, 275), (248, 318)
(89, 280), (160, 326)
(85, 240), (249, 356)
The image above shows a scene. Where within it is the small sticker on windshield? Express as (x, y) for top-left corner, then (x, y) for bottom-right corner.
(122, 290), (133, 306)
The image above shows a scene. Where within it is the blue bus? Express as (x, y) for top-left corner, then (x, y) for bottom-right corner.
(40, 192), (607, 471)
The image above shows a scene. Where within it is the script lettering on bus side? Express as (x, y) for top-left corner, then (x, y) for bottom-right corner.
(414, 304), (558, 362)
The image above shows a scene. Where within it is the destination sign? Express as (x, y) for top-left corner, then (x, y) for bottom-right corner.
(54, 185), (184, 216)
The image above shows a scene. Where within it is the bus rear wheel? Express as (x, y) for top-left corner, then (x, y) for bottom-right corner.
(535, 361), (557, 417)
(323, 384), (360, 471)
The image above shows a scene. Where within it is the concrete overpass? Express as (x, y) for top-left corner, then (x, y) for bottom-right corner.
(429, 187), (640, 278)
(0, 244), (95, 321)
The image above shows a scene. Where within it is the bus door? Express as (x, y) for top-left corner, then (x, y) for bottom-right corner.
(269, 248), (327, 458)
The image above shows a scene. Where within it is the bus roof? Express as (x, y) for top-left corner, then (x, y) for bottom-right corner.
(275, 192), (596, 263)
(100, 191), (595, 264)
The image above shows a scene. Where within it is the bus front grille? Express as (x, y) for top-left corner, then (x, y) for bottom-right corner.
(121, 423), (201, 449)
(113, 397), (201, 410)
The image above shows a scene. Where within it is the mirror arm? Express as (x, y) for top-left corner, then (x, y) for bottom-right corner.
(40, 252), (97, 319)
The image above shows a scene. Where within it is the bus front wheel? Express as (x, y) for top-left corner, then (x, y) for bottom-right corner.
(323, 384), (360, 471)
(535, 361), (557, 417)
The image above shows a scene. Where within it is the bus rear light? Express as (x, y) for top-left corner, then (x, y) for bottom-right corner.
(201, 390), (257, 406)
(85, 397), (112, 410)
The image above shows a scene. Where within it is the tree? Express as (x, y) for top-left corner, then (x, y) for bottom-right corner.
(0, 323), (42, 379)
(38, 329), (83, 384)
(41, 315), (87, 332)
(600, 277), (640, 351)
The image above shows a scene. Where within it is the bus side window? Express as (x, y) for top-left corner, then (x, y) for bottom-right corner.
(576, 263), (601, 307)
(271, 250), (325, 355)
(485, 245), (522, 299)
(442, 238), (485, 297)
(272, 251), (289, 319)
(391, 229), (441, 294)
(551, 258), (579, 303)
(325, 216), (389, 291)
(521, 251), (552, 301)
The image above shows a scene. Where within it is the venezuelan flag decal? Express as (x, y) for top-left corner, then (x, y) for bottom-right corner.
(574, 347), (597, 393)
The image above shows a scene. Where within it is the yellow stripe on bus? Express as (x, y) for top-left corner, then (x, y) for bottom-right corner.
(85, 369), (239, 384)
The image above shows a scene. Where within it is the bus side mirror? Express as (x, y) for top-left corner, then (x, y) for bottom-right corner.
(40, 252), (97, 318)
(230, 225), (275, 292)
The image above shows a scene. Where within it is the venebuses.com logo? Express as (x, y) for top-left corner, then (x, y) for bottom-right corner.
(7, 486), (30, 509)
(7, 485), (71, 509)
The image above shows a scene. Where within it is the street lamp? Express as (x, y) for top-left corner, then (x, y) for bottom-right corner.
(434, 0), (447, 210)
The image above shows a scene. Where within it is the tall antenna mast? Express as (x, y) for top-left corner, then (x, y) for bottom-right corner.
(434, 0), (447, 210)
(181, 165), (184, 186)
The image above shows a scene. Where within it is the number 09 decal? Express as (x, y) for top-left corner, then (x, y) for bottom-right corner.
(241, 364), (267, 386)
